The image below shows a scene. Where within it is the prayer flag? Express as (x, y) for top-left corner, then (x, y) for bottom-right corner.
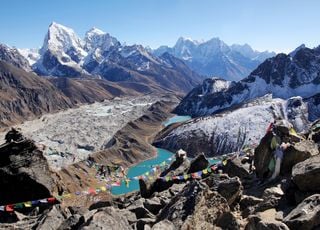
(192, 173), (197, 179)
(32, 200), (40, 205)
(75, 191), (81, 196)
(197, 171), (203, 177)
(62, 193), (72, 198)
(222, 160), (228, 166)
(111, 181), (121, 186)
(100, 186), (107, 192)
(39, 199), (48, 203)
(47, 198), (56, 203)
(207, 168), (212, 173)
(184, 174), (189, 180)
(0, 206), (4, 211)
(14, 203), (24, 209)
(5, 205), (14, 212)
(23, 202), (32, 208)
(165, 176), (170, 182)
(88, 188), (96, 195)
(202, 169), (208, 174)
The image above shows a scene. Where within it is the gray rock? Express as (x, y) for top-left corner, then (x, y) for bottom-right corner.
(216, 212), (241, 230)
(240, 195), (264, 211)
(81, 207), (131, 230)
(282, 140), (319, 174)
(151, 220), (176, 230)
(217, 177), (242, 206)
(144, 197), (164, 215)
(292, 155), (320, 192)
(245, 215), (290, 230)
(284, 194), (320, 230)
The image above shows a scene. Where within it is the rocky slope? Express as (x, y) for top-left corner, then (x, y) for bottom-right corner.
(22, 22), (202, 94)
(0, 61), (73, 129)
(154, 37), (275, 81)
(175, 45), (320, 117)
(154, 95), (310, 157)
(0, 44), (31, 71)
(1, 121), (320, 230)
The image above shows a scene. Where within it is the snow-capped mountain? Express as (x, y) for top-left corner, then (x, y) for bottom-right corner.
(0, 44), (31, 71)
(175, 45), (320, 117)
(18, 22), (202, 93)
(154, 37), (275, 81)
(154, 95), (309, 157)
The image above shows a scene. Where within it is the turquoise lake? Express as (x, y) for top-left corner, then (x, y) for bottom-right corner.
(163, 115), (191, 126)
(111, 115), (192, 195)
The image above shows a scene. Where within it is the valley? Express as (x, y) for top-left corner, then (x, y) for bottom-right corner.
(0, 95), (159, 170)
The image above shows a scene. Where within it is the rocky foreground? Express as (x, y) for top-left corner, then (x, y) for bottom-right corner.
(1, 119), (320, 229)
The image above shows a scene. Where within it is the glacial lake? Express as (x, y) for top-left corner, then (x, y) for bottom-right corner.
(111, 115), (192, 195)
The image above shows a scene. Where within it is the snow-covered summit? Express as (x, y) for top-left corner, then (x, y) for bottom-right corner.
(154, 37), (275, 81)
(84, 27), (120, 52)
(175, 45), (320, 117)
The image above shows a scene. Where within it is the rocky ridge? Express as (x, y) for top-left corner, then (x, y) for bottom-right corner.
(1, 120), (320, 229)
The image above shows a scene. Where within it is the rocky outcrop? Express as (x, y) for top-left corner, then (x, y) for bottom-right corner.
(0, 134), (58, 206)
(284, 194), (320, 230)
(292, 155), (320, 192)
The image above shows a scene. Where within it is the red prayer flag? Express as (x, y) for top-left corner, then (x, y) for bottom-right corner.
(5, 204), (14, 212)
(47, 197), (56, 203)
(88, 188), (97, 195)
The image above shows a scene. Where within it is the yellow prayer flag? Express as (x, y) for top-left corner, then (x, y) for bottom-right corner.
(100, 186), (107, 192)
(62, 193), (72, 198)
(202, 169), (208, 174)
(222, 160), (228, 166)
(24, 202), (32, 207)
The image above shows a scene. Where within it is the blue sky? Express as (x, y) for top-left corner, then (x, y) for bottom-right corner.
(1, 0), (319, 53)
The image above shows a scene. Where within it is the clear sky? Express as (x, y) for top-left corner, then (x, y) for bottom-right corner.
(1, 0), (319, 53)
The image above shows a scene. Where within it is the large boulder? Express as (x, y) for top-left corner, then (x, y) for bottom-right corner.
(292, 155), (320, 192)
(254, 131), (274, 179)
(151, 220), (176, 230)
(157, 181), (229, 229)
(245, 214), (290, 230)
(217, 177), (242, 206)
(282, 140), (319, 174)
(0, 138), (57, 205)
(187, 153), (209, 174)
(223, 156), (251, 180)
(81, 207), (131, 230)
(284, 194), (320, 230)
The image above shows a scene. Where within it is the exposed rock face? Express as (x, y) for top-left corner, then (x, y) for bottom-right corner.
(284, 194), (320, 230)
(292, 155), (320, 192)
(0, 61), (73, 128)
(175, 46), (320, 117)
(282, 140), (319, 174)
(0, 134), (57, 205)
(154, 95), (310, 157)
(0, 44), (31, 71)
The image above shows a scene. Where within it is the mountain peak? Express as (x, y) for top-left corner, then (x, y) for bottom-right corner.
(86, 27), (105, 37)
(289, 44), (306, 57)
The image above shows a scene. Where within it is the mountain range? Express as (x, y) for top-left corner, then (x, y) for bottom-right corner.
(175, 45), (320, 117)
(17, 22), (202, 94)
(154, 37), (275, 81)
(154, 45), (320, 156)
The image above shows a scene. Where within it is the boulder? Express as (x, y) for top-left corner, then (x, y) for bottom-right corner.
(151, 220), (176, 230)
(284, 194), (320, 230)
(253, 187), (285, 213)
(157, 181), (229, 229)
(254, 131), (274, 179)
(0, 139), (56, 205)
(216, 212), (241, 230)
(282, 140), (319, 174)
(217, 177), (242, 206)
(245, 214), (290, 230)
(81, 207), (131, 230)
(223, 156), (251, 180)
(143, 197), (164, 215)
(187, 153), (209, 174)
(240, 195), (263, 211)
(292, 155), (320, 192)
